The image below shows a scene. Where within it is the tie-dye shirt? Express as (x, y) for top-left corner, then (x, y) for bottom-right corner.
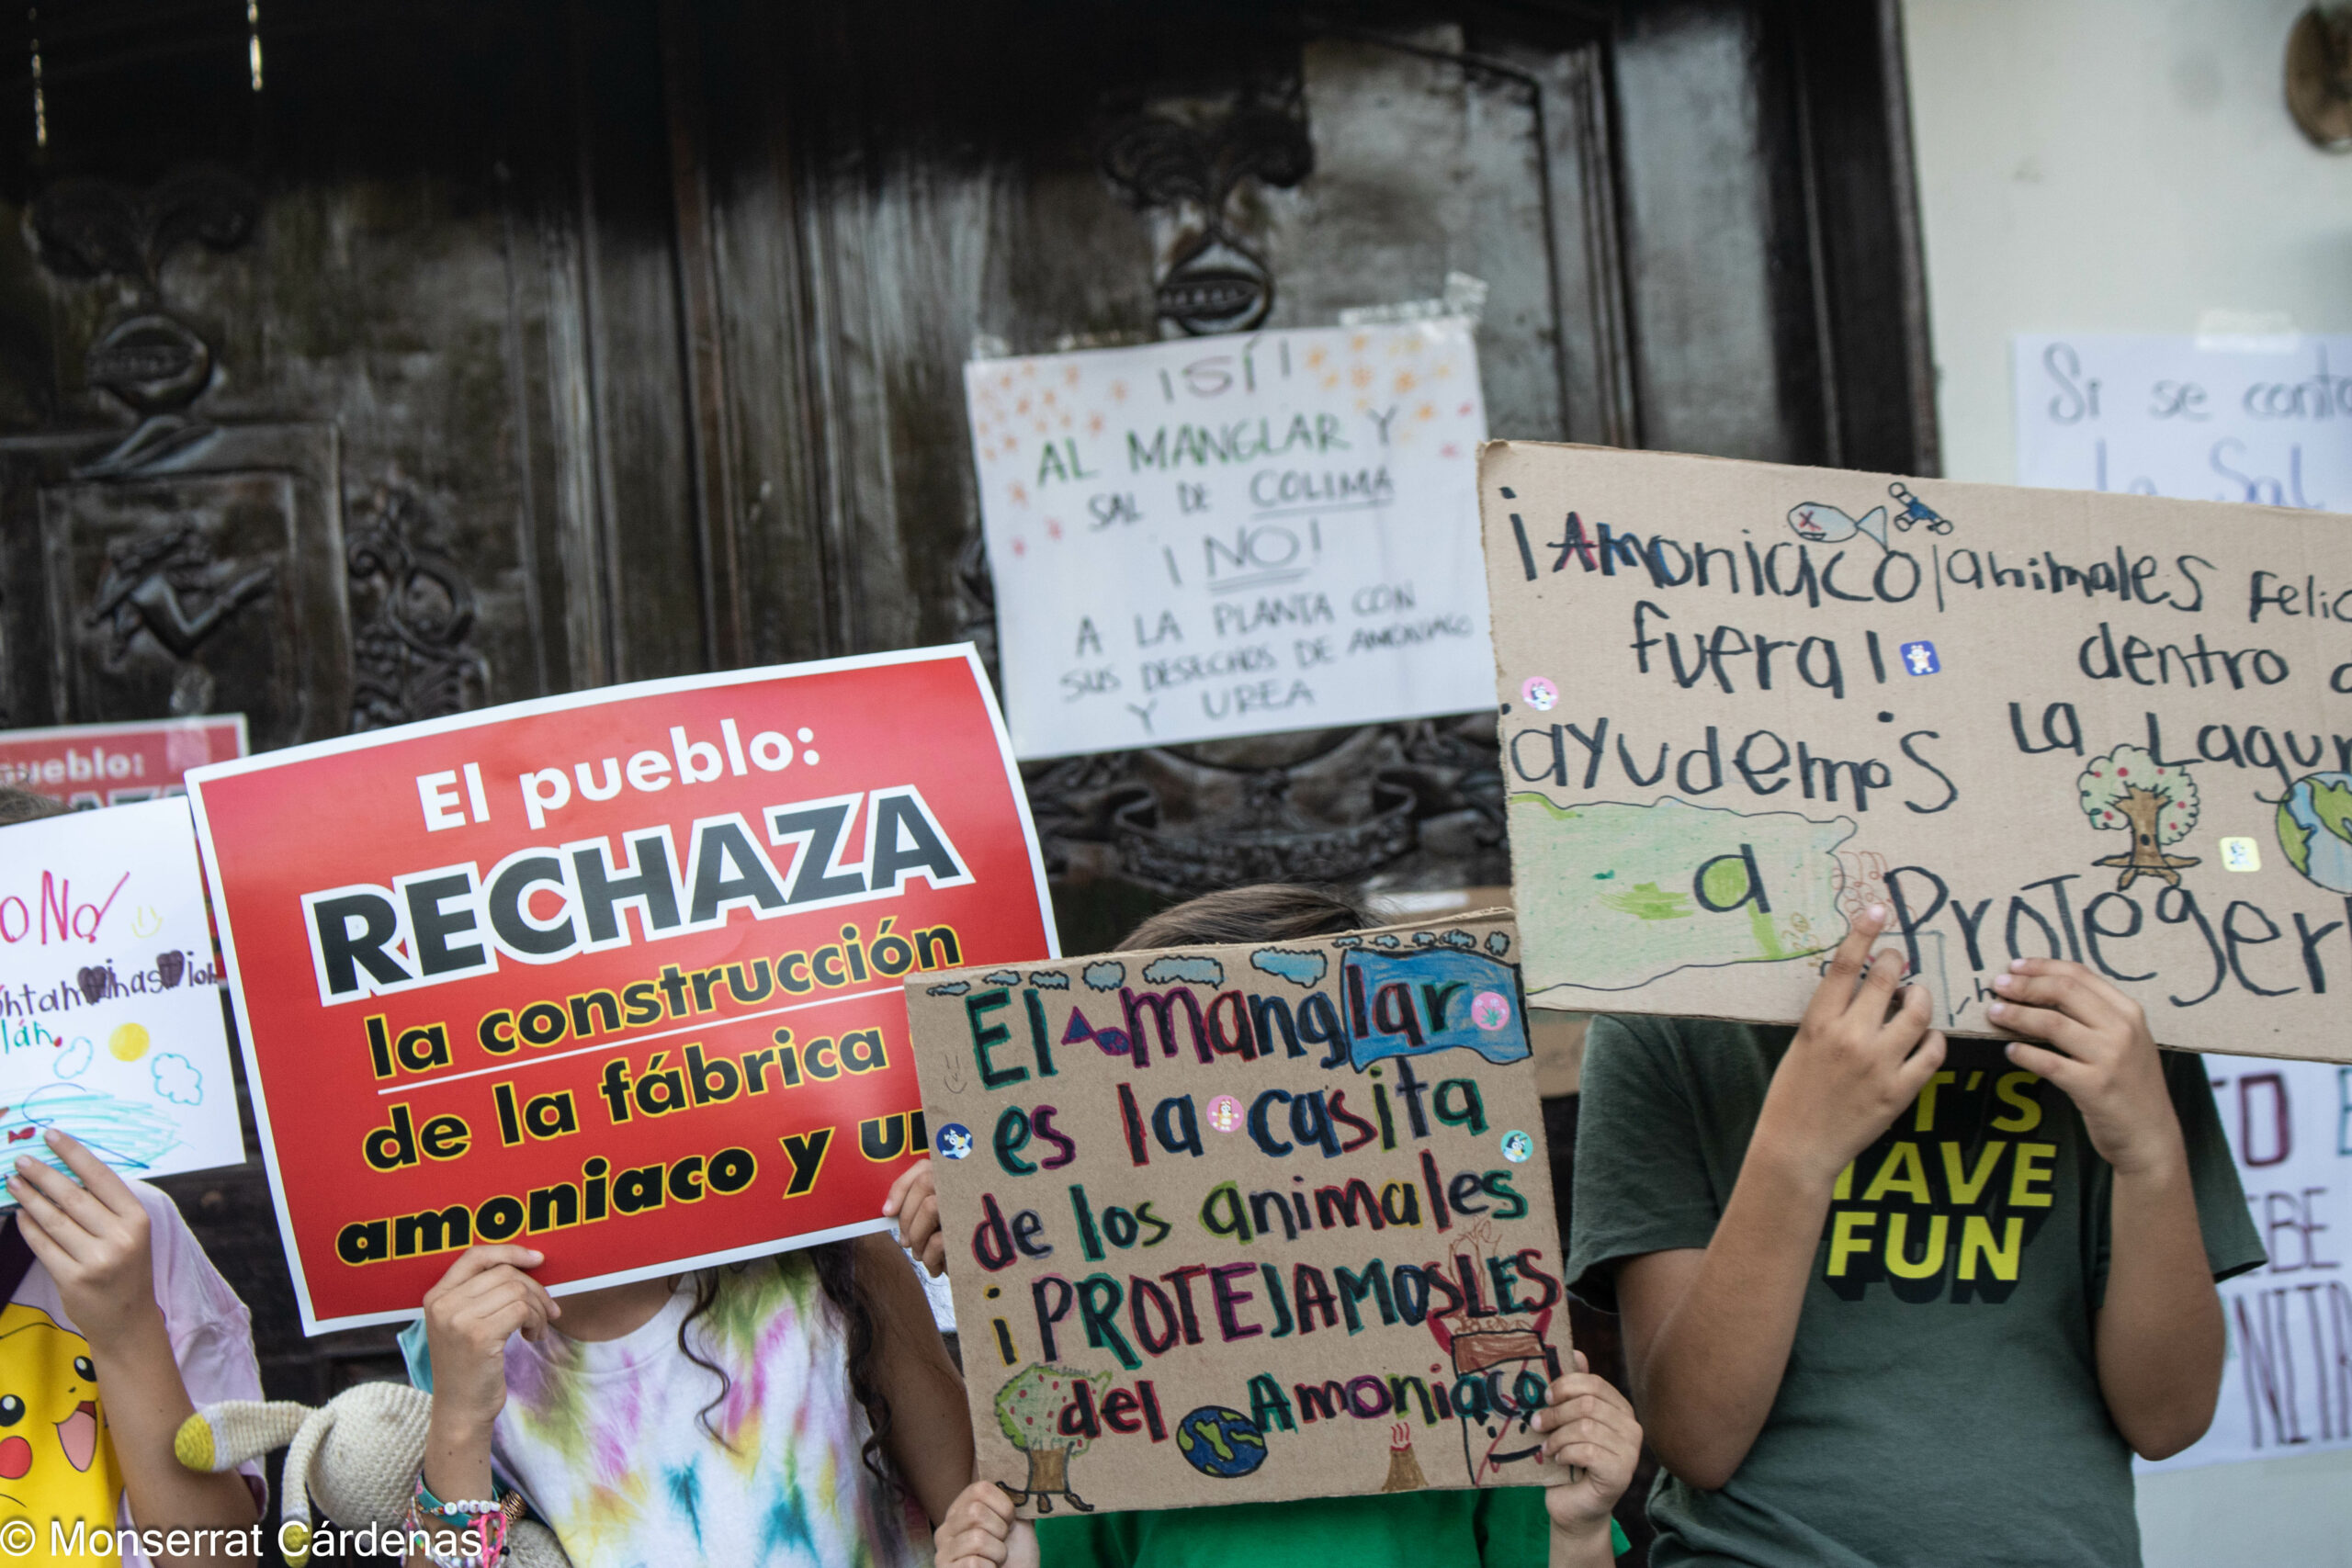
(407, 1258), (925, 1568)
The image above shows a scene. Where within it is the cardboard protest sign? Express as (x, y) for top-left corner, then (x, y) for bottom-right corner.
(0, 716), (246, 808)
(908, 915), (1566, 1515)
(1481, 442), (2352, 1061)
(965, 321), (1492, 758)
(186, 648), (1056, 1332)
(0, 798), (245, 1193)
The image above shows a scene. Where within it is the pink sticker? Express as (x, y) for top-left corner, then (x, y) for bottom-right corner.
(1206, 1094), (1244, 1134)
(1521, 677), (1558, 712)
(1471, 990), (1511, 1031)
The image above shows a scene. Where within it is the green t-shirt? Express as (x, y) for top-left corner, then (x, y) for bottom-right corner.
(1566, 1018), (2265, 1568)
(1037, 1489), (1628, 1567)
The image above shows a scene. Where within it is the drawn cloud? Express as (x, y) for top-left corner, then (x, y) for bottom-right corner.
(52, 1037), (94, 1080)
(1249, 948), (1329, 988)
(925, 981), (971, 997)
(151, 1055), (203, 1106)
(1028, 971), (1070, 989)
(1485, 931), (1511, 957)
(1442, 931), (1476, 950)
(1140, 956), (1224, 987)
(1510, 793), (1856, 998)
(1081, 961), (1127, 993)
(981, 970), (1023, 987)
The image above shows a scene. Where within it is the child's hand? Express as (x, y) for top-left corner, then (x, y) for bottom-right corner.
(1534, 1351), (1643, 1541)
(885, 1157), (945, 1276)
(1754, 906), (1947, 1188)
(420, 1246), (560, 1433)
(6, 1130), (161, 1348)
(1988, 958), (2181, 1176)
(933, 1480), (1037, 1568)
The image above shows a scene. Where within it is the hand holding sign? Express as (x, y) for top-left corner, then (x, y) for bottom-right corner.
(1756, 907), (1949, 1188)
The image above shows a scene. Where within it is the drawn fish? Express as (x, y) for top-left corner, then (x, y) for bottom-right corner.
(1787, 501), (1889, 548)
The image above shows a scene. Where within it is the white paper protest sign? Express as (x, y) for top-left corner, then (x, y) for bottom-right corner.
(0, 797), (244, 1191)
(965, 321), (1492, 758)
(2141, 1055), (2350, 1472)
(2013, 333), (2352, 510)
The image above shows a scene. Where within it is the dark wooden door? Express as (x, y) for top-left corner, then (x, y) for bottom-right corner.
(0, 1), (1929, 1554)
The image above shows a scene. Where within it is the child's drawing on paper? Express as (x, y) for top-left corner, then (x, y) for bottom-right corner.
(0, 798), (243, 1193)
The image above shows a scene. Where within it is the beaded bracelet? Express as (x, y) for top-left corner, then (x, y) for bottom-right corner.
(409, 1473), (519, 1565)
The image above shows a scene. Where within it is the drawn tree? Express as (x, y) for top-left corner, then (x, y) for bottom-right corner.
(2079, 746), (2199, 890)
(993, 1364), (1110, 1515)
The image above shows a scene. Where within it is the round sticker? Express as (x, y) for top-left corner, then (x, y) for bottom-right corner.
(1521, 676), (1558, 712)
(1470, 990), (1511, 1031)
(1206, 1094), (1244, 1134)
(935, 1122), (974, 1160)
(1500, 1130), (1534, 1164)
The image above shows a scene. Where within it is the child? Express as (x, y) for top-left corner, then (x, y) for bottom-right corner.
(928, 885), (1641, 1568)
(6, 1131), (266, 1566)
(1, 786), (265, 1566)
(400, 1232), (972, 1568)
(1568, 906), (2266, 1565)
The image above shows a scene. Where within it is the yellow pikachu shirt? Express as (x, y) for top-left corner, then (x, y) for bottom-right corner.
(0, 1181), (263, 1566)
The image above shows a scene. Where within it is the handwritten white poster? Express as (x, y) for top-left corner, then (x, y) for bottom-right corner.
(2143, 1056), (2351, 1472)
(2016, 333), (2352, 1471)
(0, 798), (244, 1192)
(2014, 333), (2352, 508)
(965, 321), (1492, 758)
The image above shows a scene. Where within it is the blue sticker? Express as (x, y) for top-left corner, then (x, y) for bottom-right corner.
(936, 1122), (974, 1160)
(1900, 640), (1940, 676)
(1500, 1130), (1534, 1163)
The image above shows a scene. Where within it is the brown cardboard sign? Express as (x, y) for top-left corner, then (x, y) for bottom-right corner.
(1482, 441), (2352, 1062)
(906, 916), (1567, 1515)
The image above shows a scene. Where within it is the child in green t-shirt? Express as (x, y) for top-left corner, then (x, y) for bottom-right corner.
(917, 886), (1638, 1568)
(1567, 904), (2264, 1566)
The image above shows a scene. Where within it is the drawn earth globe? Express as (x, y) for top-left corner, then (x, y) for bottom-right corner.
(1174, 1405), (1267, 1478)
(2274, 773), (2352, 894)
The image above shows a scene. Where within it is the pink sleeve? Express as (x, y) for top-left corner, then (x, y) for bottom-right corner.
(137, 1185), (270, 1511)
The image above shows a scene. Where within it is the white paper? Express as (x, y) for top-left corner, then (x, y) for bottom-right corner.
(2014, 333), (2352, 1471)
(2013, 333), (2352, 511)
(2139, 1055), (2351, 1472)
(0, 797), (245, 1193)
(966, 321), (1493, 758)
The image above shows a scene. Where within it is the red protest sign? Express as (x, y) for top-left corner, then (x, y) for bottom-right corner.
(0, 716), (246, 807)
(187, 648), (1056, 1332)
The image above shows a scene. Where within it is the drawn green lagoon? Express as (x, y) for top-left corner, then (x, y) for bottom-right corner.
(1511, 794), (1854, 994)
